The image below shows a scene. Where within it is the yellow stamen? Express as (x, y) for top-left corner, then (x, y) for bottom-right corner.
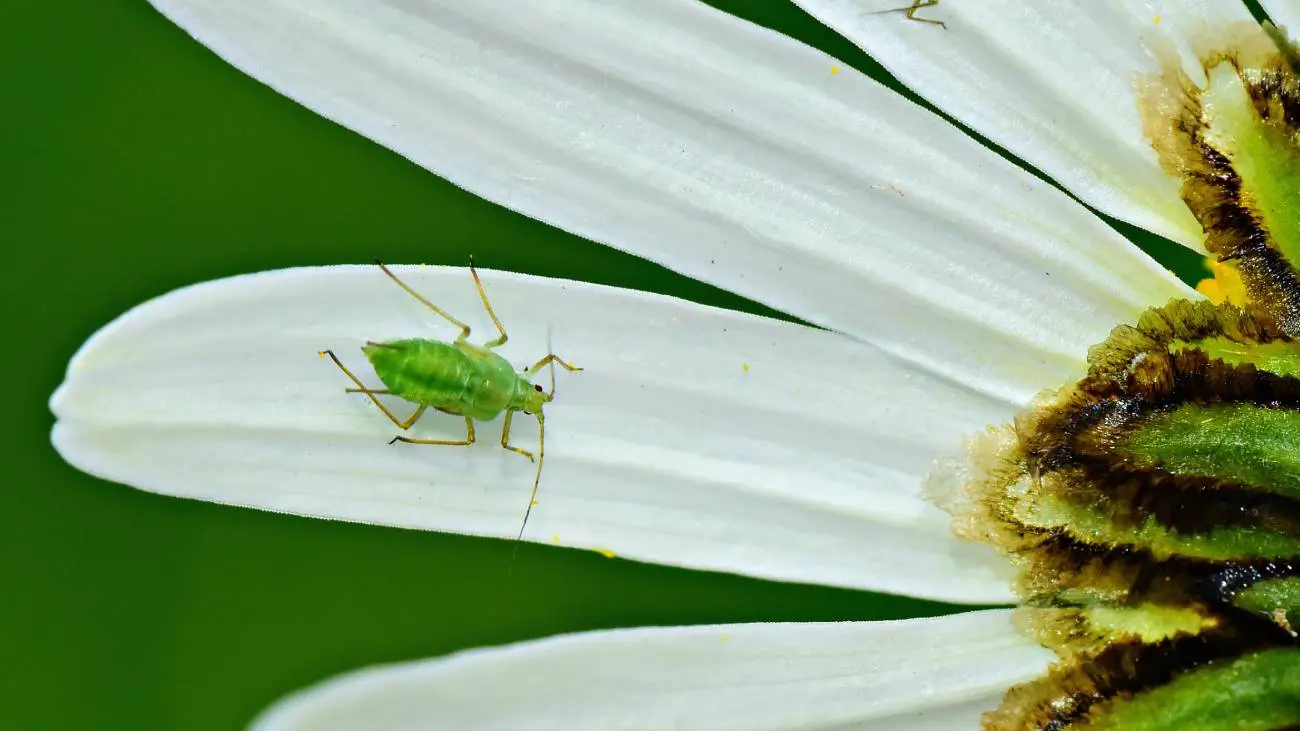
(1195, 258), (1249, 306)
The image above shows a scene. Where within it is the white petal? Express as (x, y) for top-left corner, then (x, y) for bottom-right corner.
(792, 0), (1254, 249)
(51, 266), (1019, 602)
(252, 609), (1051, 731)
(148, 0), (1195, 405)
(1262, 0), (1300, 34)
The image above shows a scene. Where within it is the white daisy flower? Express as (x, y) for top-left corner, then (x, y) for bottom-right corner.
(50, 0), (1300, 728)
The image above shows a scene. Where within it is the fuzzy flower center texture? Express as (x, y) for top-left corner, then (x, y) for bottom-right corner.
(933, 21), (1300, 731)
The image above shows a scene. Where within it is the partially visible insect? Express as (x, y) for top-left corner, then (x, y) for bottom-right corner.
(871, 0), (945, 29)
(321, 258), (582, 545)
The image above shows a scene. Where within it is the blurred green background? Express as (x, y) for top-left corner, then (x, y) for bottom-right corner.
(6, 1), (1220, 730)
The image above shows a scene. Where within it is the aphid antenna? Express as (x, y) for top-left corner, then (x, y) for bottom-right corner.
(509, 325), (555, 577)
(508, 413), (545, 578)
(509, 323), (565, 577)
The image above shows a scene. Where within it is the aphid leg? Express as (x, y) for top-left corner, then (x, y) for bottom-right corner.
(391, 416), (477, 446)
(525, 354), (582, 376)
(322, 350), (428, 429)
(467, 255), (509, 349)
(499, 411), (536, 462)
(905, 0), (944, 28)
(525, 354), (583, 397)
(871, 0), (945, 29)
(374, 258), (473, 342)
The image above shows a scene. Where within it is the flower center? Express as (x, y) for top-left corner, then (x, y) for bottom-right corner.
(948, 21), (1300, 730)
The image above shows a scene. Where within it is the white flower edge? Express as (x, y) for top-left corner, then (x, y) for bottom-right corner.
(146, 0), (1197, 405)
(51, 264), (1022, 602)
(250, 608), (1051, 731)
(791, 0), (1255, 250)
(1261, 0), (1300, 37)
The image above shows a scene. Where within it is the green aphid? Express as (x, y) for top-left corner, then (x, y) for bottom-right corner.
(870, 0), (944, 29)
(322, 259), (581, 543)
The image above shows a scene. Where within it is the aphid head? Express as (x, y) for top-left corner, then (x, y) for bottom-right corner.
(519, 381), (552, 415)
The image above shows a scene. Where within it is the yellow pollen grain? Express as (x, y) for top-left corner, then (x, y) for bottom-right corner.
(1153, 14), (1162, 23)
(1195, 258), (1250, 306)
(719, 634), (730, 642)
(831, 65), (839, 75)
(594, 548), (616, 559)
(531, 499), (539, 507)
(551, 533), (561, 543)
(742, 362), (750, 373)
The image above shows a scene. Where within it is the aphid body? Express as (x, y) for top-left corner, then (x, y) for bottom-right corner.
(323, 259), (580, 541)
(363, 337), (548, 426)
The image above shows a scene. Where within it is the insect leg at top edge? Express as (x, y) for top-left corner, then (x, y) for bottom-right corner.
(466, 254), (509, 348)
(871, 0), (946, 29)
(375, 257), (472, 341)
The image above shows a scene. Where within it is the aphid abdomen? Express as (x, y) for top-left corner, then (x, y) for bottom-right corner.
(452, 340), (520, 421)
(362, 338), (474, 411)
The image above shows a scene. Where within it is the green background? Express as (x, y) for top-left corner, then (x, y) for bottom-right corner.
(6, 1), (1228, 729)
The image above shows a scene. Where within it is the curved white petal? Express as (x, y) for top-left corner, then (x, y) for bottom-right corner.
(252, 609), (1051, 731)
(1262, 0), (1300, 35)
(147, 0), (1195, 405)
(792, 0), (1254, 250)
(51, 266), (1021, 602)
